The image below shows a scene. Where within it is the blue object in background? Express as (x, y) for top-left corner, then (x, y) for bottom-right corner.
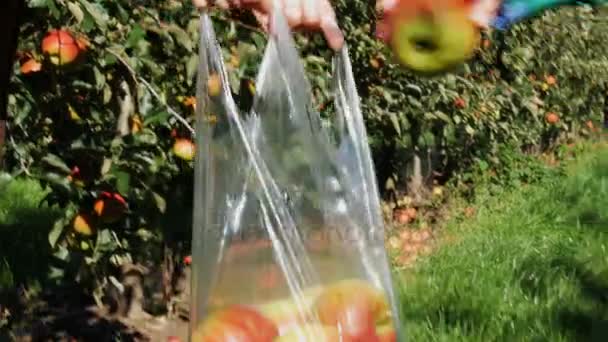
(491, 0), (607, 30)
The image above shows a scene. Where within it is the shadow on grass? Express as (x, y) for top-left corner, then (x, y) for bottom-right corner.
(517, 255), (608, 341)
(0, 206), (59, 287)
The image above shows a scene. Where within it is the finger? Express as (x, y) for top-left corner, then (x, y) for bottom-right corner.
(301, 0), (321, 27)
(192, 0), (208, 8)
(242, 0), (272, 12)
(318, 0), (344, 51)
(282, 0), (303, 27)
(252, 9), (270, 31)
(378, 0), (397, 14)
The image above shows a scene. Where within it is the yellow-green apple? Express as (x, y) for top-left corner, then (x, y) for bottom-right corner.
(73, 213), (94, 236)
(173, 138), (196, 161)
(377, 324), (397, 342)
(257, 287), (323, 334)
(41, 29), (81, 66)
(274, 324), (340, 341)
(192, 305), (278, 341)
(378, 0), (480, 75)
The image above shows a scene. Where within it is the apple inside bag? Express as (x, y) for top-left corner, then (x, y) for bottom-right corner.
(190, 10), (402, 342)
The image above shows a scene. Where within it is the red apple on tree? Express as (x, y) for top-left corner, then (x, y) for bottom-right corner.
(41, 29), (81, 66)
(20, 58), (42, 74)
(173, 138), (196, 161)
(94, 191), (127, 224)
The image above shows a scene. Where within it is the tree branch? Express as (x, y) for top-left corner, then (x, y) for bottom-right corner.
(106, 49), (195, 136)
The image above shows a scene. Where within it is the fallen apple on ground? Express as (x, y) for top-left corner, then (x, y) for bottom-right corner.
(192, 305), (278, 341)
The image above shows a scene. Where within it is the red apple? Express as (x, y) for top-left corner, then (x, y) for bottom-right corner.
(41, 29), (81, 66)
(192, 305), (278, 342)
(20, 58), (42, 74)
(377, 324), (397, 342)
(545, 112), (560, 125)
(314, 279), (391, 339)
(173, 139), (195, 161)
(94, 192), (127, 223)
(334, 299), (380, 341)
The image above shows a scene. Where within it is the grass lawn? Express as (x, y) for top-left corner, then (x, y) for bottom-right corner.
(0, 174), (58, 292)
(397, 142), (608, 341)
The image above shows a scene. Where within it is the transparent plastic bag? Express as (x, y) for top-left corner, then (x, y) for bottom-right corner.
(190, 9), (402, 341)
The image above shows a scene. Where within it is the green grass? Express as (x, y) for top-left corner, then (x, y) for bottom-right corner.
(398, 144), (608, 341)
(0, 174), (58, 291)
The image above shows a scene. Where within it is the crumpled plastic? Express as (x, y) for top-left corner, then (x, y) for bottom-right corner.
(190, 9), (403, 341)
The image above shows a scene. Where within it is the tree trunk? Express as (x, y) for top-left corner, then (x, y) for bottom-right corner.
(0, 0), (23, 170)
(409, 147), (424, 202)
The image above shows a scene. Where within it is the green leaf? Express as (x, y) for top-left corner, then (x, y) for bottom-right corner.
(152, 191), (167, 214)
(434, 111), (451, 123)
(42, 154), (71, 173)
(478, 159), (489, 171)
(53, 245), (70, 261)
(186, 54), (198, 83)
(101, 159), (112, 175)
(78, 0), (109, 29)
(95, 229), (116, 253)
(115, 170), (131, 194)
(389, 112), (401, 136)
(168, 24), (193, 51)
(67, 1), (84, 23)
(103, 84), (112, 104)
(465, 125), (475, 135)
(134, 129), (159, 145)
(126, 25), (146, 48)
(48, 267), (65, 280)
(49, 218), (65, 248)
(47, 0), (60, 19)
(143, 109), (171, 126)
(28, 0), (49, 7)
(93, 66), (105, 90)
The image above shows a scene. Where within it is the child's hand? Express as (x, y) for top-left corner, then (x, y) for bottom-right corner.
(193, 0), (344, 51)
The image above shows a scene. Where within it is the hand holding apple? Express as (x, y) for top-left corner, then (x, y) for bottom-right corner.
(192, 0), (344, 51)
